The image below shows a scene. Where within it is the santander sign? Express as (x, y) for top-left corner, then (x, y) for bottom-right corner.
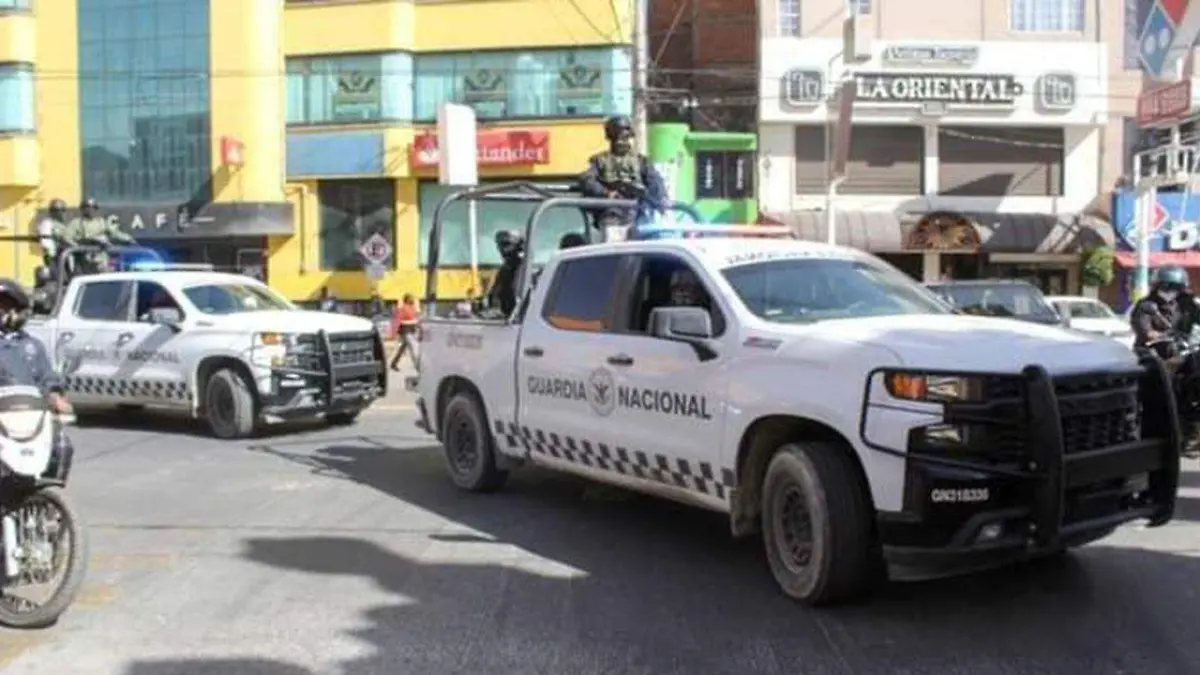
(410, 129), (551, 168)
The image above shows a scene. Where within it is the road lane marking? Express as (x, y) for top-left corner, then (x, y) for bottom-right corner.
(364, 404), (415, 413)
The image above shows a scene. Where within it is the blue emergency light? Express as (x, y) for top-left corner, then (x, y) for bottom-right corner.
(627, 222), (794, 241)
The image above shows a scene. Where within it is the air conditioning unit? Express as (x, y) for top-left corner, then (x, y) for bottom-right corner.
(843, 15), (871, 63)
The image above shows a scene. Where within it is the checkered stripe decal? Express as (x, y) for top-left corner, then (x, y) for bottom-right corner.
(494, 420), (736, 499)
(65, 376), (192, 402)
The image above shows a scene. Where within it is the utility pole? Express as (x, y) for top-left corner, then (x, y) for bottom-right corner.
(633, 0), (649, 153)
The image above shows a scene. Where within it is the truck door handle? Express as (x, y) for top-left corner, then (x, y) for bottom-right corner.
(116, 332), (134, 345)
(523, 346), (544, 358)
(607, 354), (634, 366)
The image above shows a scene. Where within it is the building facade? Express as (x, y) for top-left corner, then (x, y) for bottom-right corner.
(0, 0), (632, 304)
(757, 0), (1114, 293)
(648, 0), (757, 132)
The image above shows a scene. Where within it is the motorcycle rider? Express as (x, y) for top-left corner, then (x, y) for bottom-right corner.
(0, 279), (71, 416)
(1131, 266), (1196, 359)
(579, 115), (668, 232)
(62, 197), (136, 275)
(485, 230), (526, 317)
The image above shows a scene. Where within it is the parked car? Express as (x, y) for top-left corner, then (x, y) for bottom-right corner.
(924, 279), (1067, 327)
(1046, 295), (1135, 348)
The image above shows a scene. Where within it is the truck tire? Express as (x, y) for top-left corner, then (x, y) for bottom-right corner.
(204, 368), (257, 439)
(326, 411), (361, 426)
(441, 392), (508, 492)
(761, 441), (876, 605)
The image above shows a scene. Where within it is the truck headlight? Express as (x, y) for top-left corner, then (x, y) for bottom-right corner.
(884, 371), (985, 402)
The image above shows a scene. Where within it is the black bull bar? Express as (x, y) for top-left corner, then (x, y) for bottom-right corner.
(858, 358), (1182, 548)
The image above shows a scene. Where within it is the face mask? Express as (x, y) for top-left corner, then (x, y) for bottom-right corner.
(1160, 289), (1179, 302)
(613, 138), (632, 154)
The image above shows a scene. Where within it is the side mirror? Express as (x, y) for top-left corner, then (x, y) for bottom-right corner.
(648, 306), (718, 361)
(145, 307), (183, 331)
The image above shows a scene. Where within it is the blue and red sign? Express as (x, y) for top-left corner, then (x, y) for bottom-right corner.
(1112, 189), (1200, 266)
(1140, 0), (1200, 80)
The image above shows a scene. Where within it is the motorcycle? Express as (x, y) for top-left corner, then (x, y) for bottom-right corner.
(0, 385), (87, 628)
(1144, 334), (1200, 457)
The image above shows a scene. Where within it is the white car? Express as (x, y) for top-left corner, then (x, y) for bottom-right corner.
(1046, 296), (1135, 349)
(26, 268), (387, 438)
(410, 227), (1180, 605)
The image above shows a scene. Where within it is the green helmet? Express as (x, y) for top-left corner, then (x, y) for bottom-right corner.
(1154, 265), (1189, 290)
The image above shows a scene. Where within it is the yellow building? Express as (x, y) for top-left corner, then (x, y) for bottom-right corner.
(0, 0), (632, 307)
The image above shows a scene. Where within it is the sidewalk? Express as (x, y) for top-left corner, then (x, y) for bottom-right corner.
(375, 344), (419, 412)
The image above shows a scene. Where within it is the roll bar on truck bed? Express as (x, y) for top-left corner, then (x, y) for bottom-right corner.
(422, 180), (701, 308)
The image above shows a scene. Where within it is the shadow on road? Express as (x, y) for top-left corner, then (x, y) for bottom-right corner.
(123, 659), (315, 675)
(121, 439), (1200, 674)
(74, 408), (332, 439)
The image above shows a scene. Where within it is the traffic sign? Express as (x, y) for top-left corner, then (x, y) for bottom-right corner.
(1137, 79), (1193, 126)
(359, 233), (392, 264)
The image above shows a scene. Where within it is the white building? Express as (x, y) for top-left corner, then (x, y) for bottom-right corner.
(757, 6), (1112, 292)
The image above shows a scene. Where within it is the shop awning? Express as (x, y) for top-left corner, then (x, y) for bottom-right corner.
(764, 211), (906, 250)
(765, 210), (1112, 254)
(1114, 251), (1200, 267)
(957, 212), (1113, 253)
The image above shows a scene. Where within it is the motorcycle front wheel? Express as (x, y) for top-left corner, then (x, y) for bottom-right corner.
(0, 486), (89, 629)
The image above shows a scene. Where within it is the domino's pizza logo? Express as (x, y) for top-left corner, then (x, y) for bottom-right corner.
(1141, 4), (1179, 77)
(1117, 200), (1171, 248)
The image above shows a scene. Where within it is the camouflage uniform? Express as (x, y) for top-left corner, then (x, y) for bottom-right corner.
(62, 215), (135, 274)
(580, 150), (658, 228)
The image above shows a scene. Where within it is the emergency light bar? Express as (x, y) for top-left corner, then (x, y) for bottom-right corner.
(629, 224), (795, 240)
(125, 261), (215, 272)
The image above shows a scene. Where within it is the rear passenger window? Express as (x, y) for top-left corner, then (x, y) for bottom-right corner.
(75, 281), (132, 321)
(542, 255), (622, 332)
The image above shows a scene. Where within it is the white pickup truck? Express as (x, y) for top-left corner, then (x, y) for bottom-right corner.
(26, 267), (386, 438)
(410, 219), (1181, 604)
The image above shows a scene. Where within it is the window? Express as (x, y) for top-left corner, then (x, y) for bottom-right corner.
(854, 0), (871, 14)
(183, 283), (294, 314)
(928, 282), (1059, 321)
(722, 257), (949, 323)
(0, 64), (34, 133)
(542, 255), (623, 332)
(417, 180), (590, 268)
(1125, 0), (1153, 69)
(0, 0), (31, 10)
(134, 280), (183, 320)
(75, 281), (132, 321)
(77, 0), (211, 203)
(1059, 300), (1116, 319)
(1010, 0), (1084, 32)
(778, 0), (800, 36)
(794, 125), (924, 195)
(938, 126), (1063, 197)
(414, 47), (632, 121)
(318, 179), (396, 271)
(286, 53), (413, 125)
(626, 254), (725, 336)
(695, 151), (754, 199)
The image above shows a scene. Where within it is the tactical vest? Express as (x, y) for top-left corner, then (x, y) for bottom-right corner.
(598, 152), (644, 189)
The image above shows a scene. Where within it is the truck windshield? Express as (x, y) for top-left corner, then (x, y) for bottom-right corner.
(721, 258), (950, 323)
(183, 283), (294, 314)
(930, 284), (1059, 322)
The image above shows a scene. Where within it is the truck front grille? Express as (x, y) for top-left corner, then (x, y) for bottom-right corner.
(328, 332), (379, 367)
(979, 372), (1140, 456)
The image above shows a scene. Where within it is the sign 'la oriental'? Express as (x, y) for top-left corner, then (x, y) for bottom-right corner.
(853, 73), (1023, 106)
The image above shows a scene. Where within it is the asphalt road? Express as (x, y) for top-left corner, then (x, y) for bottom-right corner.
(2, 407), (1200, 675)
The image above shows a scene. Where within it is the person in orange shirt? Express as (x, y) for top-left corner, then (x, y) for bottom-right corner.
(389, 293), (421, 372)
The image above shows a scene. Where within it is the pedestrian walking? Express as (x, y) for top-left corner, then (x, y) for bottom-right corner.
(389, 293), (421, 372)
